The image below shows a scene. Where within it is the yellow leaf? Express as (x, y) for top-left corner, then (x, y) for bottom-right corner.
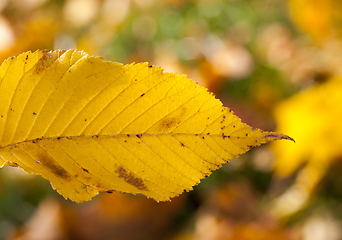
(0, 50), (293, 203)
(289, 0), (342, 41)
(0, 19), (58, 64)
(273, 77), (342, 176)
(271, 77), (342, 216)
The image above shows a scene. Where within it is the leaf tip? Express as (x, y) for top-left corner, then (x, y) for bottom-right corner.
(266, 133), (295, 143)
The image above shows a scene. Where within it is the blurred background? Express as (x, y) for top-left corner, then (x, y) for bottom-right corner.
(0, 0), (342, 239)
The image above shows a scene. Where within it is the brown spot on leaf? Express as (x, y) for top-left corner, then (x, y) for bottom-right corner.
(82, 167), (89, 173)
(58, 49), (67, 55)
(222, 134), (230, 139)
(158, 107), (187, 131)
(92, 183), (107, 189)
(33, 51), (55, 75)
(38, 153), (72, 181)
(159, 117), (179, 130)
(41, 49), (51, 54)
(7, 145), (18, 151)
(8, 161), (18, 167)
(116, 166), (148, 191)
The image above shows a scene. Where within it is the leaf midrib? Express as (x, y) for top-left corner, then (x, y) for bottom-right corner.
(0, 132), (244, 149)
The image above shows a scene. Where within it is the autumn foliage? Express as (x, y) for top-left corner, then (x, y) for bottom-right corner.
(1, 0), (342, 240)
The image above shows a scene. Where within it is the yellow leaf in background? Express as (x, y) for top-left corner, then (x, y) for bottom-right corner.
(0, 20), (57, 64)
(0, 50), (292, 203)
(273, 77), (342, 176)
(288, 0), (342, 41)
(272, 77), (342, 216)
